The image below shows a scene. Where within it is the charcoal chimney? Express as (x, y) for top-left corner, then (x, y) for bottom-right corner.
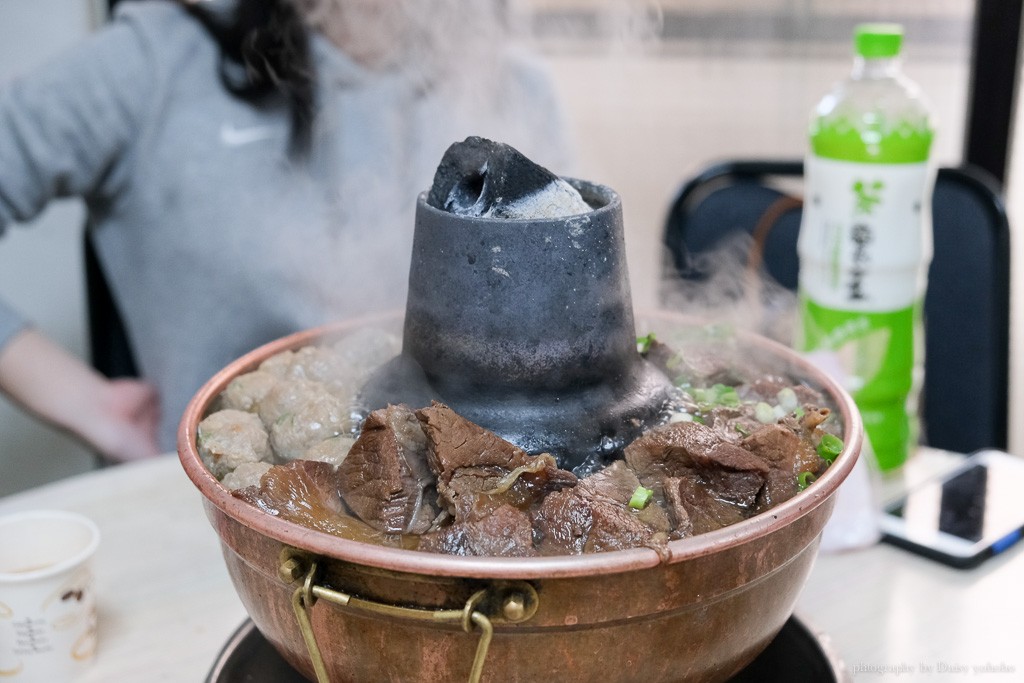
(361, 137), (673, 471)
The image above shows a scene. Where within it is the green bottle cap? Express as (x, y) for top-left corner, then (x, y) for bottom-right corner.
(854, 23), (903, 58)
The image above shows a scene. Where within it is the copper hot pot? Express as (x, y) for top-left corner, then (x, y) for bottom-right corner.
(177, 311), (862, 683)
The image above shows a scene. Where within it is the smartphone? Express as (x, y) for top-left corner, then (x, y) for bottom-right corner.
(878, 449), (1024, 569)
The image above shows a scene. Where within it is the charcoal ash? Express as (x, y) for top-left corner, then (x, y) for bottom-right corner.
(427, 136), (590, 219)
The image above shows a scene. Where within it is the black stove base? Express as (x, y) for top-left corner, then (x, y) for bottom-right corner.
(206, 615), (848, 683)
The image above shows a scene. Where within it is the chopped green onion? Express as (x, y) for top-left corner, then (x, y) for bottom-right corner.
(693, 415), (706, 425)
(797, 471), (817, 490)
(734, 423), (751, 437)
(794, 406), (806, 420)
(754, 402), (776, 424)
(637, 333), (656, 354)
(776, 387), (799, 413)
(715, 384), (741, 407)
(693, 383), (741, 409)
(629, 486), (654, 510)
(816, 433), (844, 462)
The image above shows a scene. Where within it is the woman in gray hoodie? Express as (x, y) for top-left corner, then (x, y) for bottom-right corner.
(0, 0), (572, 462)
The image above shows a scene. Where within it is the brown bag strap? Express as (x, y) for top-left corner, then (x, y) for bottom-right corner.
(740, 194), (803, 339)
(746, 194), (804, 276)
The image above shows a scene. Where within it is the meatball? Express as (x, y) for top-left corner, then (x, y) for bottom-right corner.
(258, 350), (297, 378)
(258, 379), (351, 461)
(282, 330), (400, 401)
(285, 346), (361, 400)
(221, 461), (273, 491)
(219, 370), (280, 413)
(198, 409), (273, 479)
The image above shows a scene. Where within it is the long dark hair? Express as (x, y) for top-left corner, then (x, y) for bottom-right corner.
(180, 0), (315, 157)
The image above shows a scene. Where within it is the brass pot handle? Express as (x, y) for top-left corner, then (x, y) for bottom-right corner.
(279, 549), (538, 683)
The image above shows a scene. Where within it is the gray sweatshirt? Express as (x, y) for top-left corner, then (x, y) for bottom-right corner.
(0, 1), (571, 449)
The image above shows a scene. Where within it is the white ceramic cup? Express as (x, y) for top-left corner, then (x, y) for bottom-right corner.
(0, 510), (100, 682)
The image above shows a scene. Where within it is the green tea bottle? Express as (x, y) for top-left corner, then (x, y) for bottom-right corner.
(797, 23), (935, 471)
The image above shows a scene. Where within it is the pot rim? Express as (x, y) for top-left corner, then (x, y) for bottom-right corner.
(177, 310), (862, 579)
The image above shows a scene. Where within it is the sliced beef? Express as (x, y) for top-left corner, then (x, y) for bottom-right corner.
(665, 474), (747, 536)
(234, 460), (389, 546)
(692, 441), (770, 508)
(416, 402), (576, 519)
(741, 425), (802, 510)
(741, 424), (800, 467)
(704, 407), (763, 446)
(747, 377), (824, 406)
(418, 504), (536, 557)
(533, 489), (591, 554)
(661, 479), (694, 539)
(443, 467), (508, 521)
(586, 503), (669, 555)
(533, 461), (669, 555)
(337, 404), (437, 535)
(440, 454), (571, 519)
(757, 468), (801, 512)
(624, 421), (769, 509)
(624, 420), (720, 482)
(577, 460), (671, 532)
(746, 419), (827, 476)
(417, 402), (534, 482)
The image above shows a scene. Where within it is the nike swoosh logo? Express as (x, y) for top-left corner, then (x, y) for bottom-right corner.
(219, 123), (278, 147)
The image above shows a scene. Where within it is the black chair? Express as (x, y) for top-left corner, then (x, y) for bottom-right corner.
(663, 160), (1011, 454)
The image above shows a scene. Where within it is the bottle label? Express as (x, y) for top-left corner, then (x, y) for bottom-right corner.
(798, 155), (932, 311)
(797, 296), (916, 397)
(797, 154), (932, 469)
(797, 295), (921, 470)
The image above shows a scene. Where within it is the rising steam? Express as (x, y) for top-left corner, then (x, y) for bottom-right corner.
(660, 233), (798, 345)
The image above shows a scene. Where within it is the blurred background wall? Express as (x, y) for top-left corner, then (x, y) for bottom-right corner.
(0, 0), (1019, 495)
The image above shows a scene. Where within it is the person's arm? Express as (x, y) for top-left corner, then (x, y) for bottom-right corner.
(0, 328), (161, 462)
(0, 10), (166, 461)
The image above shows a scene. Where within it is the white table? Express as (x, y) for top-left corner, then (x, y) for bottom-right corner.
(0, 456), (248, 682)
(798, 450), (1024, 680)
(1, 450), (1021, 681)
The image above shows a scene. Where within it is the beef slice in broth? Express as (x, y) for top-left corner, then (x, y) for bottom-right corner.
(418, 504), (536, 557)
(337, 404), (437, 535)
(534, 461), (669, 556)
(625, 421), (769, 510)
(665, 474), (747, 537)
(412, 402), (577, 556)
(234, 460), (389, 546)
(623, 421), (772, 536)
(416, 402), (576, 519)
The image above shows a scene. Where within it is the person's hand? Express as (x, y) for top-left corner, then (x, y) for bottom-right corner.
(90, 378), (162, 462)
(0, 328), (163, 463)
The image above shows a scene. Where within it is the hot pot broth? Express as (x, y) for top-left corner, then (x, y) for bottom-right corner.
(196, 325), (843, 558)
